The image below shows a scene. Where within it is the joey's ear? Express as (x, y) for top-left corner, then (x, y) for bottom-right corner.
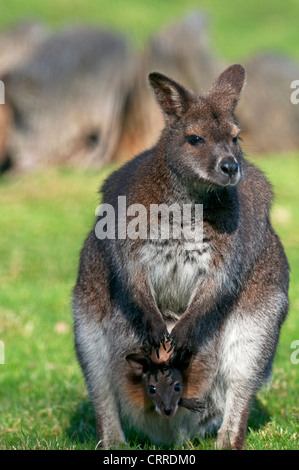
(148, 72), (192, 124)
(210, 64), (245, 113)
(126, 354), (151, 376)
(171, 350), (192, 371)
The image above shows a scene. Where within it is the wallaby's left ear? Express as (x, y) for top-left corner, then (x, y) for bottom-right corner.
(210, 64), (245, 112)
(148, 72), (192, 124)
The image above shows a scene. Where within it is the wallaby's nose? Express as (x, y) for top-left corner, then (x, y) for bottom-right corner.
(164, 407), (173, 416)
(220, 158), (239, 177)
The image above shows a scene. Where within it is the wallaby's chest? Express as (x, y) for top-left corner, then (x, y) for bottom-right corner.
(139, 238), (210, 320)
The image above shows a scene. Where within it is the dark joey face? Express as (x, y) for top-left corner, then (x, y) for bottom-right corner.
(149, 64), (246, 189)
(126, 352), (192, 418)
(145, 367), (182, 417)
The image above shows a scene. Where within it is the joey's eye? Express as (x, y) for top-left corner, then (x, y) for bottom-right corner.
(149, 385), (156, 394)
(187, 134), (205, 146)
(174, 383), (181, 392)
(232, 135), (242, 145)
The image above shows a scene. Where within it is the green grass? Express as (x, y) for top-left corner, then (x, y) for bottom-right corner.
(1, 0), (299, 61)
(0, 154), (298, 450)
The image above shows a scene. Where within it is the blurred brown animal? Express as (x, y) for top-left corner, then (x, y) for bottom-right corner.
(2, 25), (132, 172)
(238, 53), (299, 154)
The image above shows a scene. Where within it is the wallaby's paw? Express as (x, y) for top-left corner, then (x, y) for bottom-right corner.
(149, 337), (174, 364)
(143, 322), (169, 356)
(166, 325), (193, 355)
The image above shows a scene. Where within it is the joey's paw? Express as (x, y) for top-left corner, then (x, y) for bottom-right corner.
(179, 397), (204, 413)
(188, 398), (205, 414)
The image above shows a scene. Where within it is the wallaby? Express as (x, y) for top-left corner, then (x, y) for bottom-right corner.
(126, 351), (204, 417)
(73, 64), (289, 449)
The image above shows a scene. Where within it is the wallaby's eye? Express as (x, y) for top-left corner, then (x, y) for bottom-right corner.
(187, 134), (205, 146)
(174, 383), (181, 392)
(149, 385), (156, 394)
(232, 135), (242, 145)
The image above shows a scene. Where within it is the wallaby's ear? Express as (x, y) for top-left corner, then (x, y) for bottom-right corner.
(126, 354), (151, 376)
(148, 72), (192, 124)
(210, 64), (245, 113)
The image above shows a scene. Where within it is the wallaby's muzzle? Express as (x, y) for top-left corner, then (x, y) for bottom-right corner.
(156, 403), (178, 418)
(218, 156), (241, 186)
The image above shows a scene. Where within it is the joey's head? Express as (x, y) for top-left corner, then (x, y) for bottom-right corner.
(148, 64), (246, 189)
(126, 351), (191, 418)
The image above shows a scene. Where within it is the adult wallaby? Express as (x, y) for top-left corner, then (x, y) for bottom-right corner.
(126, 351), (204, 417)
(73, 64), (289, 449)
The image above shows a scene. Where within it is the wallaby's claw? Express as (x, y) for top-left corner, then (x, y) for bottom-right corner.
(144, 323), (169, 353)
(165, 333), (175, 353)
(142, 331), (171, 357)
(167, 322), (195, 355)
(165, 334), (173, 343)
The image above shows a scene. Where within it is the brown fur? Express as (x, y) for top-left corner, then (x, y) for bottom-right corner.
(73, 64), (289, 449)
(124, 377), (152, 410)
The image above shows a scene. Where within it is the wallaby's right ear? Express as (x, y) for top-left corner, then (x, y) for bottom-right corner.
(210, 64), (245, 113)
(148, 72), (192, 124)
(126, 354), (151, 376)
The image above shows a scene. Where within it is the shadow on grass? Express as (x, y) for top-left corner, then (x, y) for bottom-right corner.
(66, 396), (271, 449)
(248, 397), (271, 431)
(66, 399), (168, 449)
(67, 400), (97, 445)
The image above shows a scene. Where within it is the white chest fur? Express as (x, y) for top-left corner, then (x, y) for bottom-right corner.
(139, 239), (210, 320)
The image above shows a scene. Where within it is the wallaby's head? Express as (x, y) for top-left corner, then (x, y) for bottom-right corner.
(126, 351), (191, 417)
(148, 64), (245, 189)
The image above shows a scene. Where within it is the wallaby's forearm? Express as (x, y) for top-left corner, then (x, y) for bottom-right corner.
(169, 275), (220, 351)
(129, 267), (168, 350)
(169, 265), (241, 352)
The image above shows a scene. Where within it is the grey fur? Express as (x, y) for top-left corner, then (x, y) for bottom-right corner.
(73, 64), (289, 449)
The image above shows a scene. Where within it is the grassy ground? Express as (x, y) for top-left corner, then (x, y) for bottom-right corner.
(0, 154), (298, 450)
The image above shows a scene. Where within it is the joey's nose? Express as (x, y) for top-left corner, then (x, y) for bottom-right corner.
(220, 158), (239, 177)
(164, 407), (173, 416)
